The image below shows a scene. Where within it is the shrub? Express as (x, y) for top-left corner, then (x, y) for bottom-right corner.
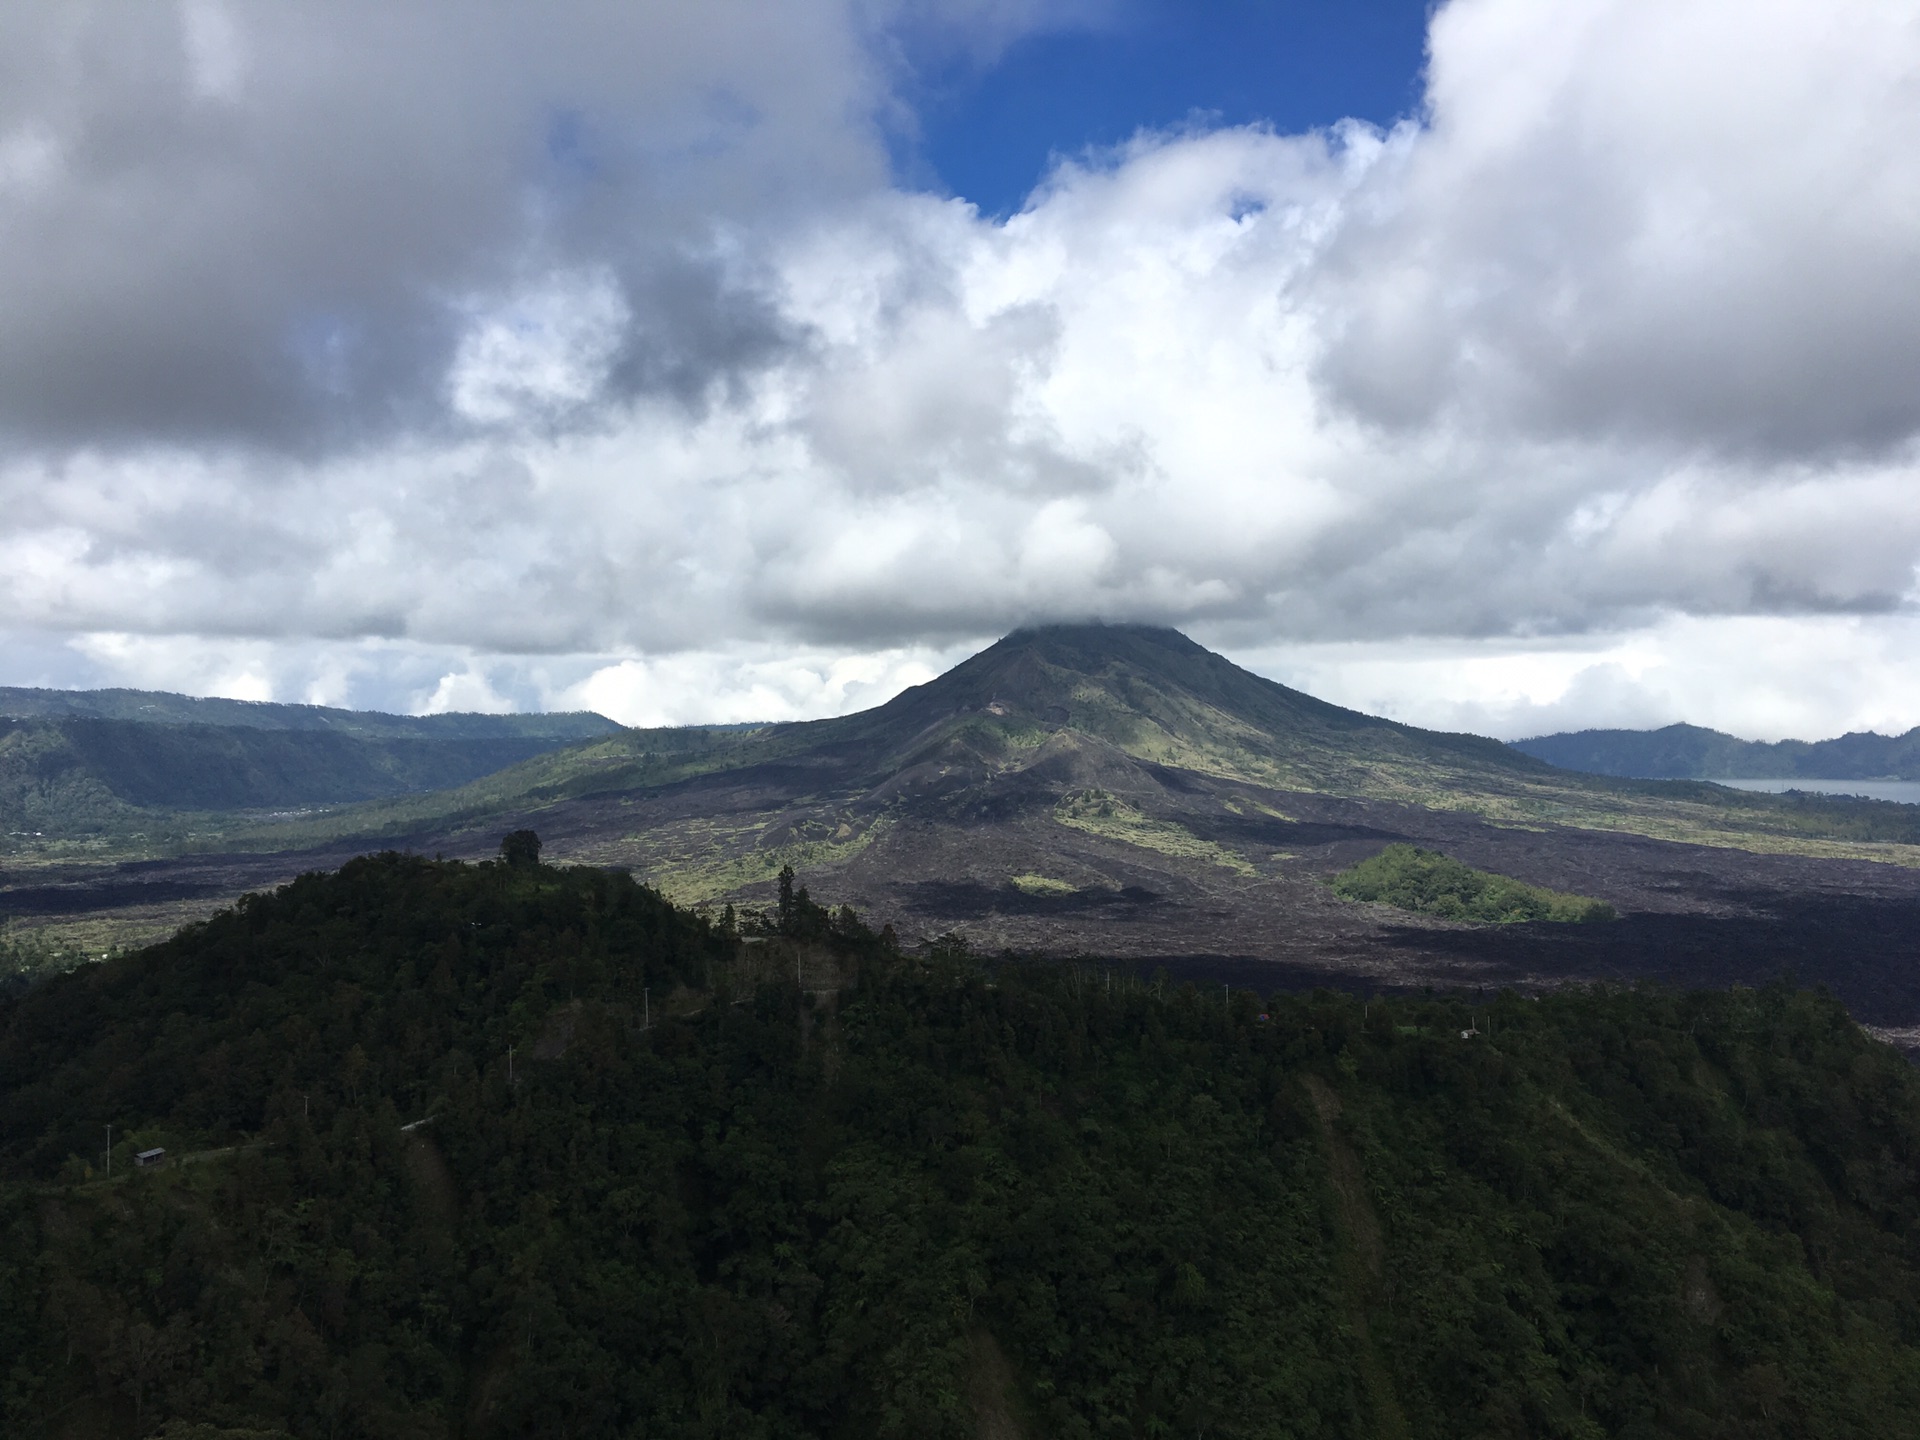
(1331, 843), (1616, 923)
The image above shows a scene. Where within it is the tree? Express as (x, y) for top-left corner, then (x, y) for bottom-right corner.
(776, 864), (797, 934)
(500, 830), (543, 868)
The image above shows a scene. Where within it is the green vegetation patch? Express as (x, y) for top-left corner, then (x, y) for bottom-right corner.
(1009, 872), (1077, 895)
(1333, 842), (1617, 923)
(0, 919), (96, 990)
(1054, 787), (1257, 874)
(648, 813), (892, 903)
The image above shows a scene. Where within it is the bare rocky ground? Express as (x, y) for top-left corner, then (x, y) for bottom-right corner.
(820, 791), (1920, 1031)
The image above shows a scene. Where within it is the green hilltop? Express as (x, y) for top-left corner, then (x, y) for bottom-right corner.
(0, 695), (621, 859)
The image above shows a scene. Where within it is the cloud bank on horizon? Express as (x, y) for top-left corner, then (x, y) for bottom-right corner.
(2, 0), (1918, 741)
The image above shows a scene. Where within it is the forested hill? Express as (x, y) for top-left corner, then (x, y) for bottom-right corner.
(0, 716), (626, 832)
(5, 852), (1920, 1438)
(0, 694), (625, 831)
(1514, 722), (1920, 780)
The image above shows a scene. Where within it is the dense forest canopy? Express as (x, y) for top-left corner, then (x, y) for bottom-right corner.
(2, 850), (1918, 1438)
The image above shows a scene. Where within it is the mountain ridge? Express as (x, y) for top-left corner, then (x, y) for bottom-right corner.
(0, 683), (619, 740)
(0, 717), (636, 829)
(1514, 721), (1920, 781)
(0, 694), (624, 840)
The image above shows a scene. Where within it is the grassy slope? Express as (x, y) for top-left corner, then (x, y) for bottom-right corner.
(211, 723), (800, 850)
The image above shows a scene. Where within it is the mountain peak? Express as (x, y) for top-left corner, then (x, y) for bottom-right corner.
(829, 623), (1525, 791)
(997, 620), (1205, 652)
(859, 622), (1233, 730)
(939, 622), (1215, 710)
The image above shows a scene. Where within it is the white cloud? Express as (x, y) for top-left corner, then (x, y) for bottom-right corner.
(1238, 613), (1920, 744)
(417, 667), (517, 716)
(447, 270), (632, 426)
(1318, 0), (1920, 456)
(180, 0), (248, 105)
(2, 0), (1920, 742)
(71, 632), (278, 704)
(0, 124), (58, 199)
(7, 626), (977, 729)
(560, 643), (967, 728)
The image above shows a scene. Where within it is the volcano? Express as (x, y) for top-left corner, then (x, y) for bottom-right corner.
(11, 624), (1920, 1026)
(772, 622), (1536, 795)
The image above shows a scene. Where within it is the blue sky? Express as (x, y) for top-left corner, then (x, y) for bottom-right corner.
(909, 1), (1432, 215)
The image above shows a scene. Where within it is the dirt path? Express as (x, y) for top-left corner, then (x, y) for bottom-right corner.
(402, 1132), (459, 1226)
(1302, 1074), (1410, 1440)
(966, 1330), (1031, 1440)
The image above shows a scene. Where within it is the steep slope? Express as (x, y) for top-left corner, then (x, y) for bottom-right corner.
(797, 623), (1535, 792)
(1516, 722), (1920, 780)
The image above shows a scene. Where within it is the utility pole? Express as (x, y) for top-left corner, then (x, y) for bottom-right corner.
(643, 988), (650, 1030)
(507, 1046), (515, 1085)
(104, 1124), (111, 1178)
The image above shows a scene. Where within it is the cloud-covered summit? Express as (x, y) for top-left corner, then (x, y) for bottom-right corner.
(2, 0), (1918, 740)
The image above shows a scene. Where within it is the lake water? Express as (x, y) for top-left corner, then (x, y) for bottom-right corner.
(1713, 778), (1920, 805)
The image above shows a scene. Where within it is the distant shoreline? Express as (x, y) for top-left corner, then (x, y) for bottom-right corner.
(1714, 777), (1920, 805)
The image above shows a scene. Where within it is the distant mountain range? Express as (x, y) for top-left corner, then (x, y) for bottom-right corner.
(1512, 723), (1920, 781)
(0, 686), (620, 825)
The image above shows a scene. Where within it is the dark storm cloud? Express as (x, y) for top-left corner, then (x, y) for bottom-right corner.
(0, 0), (895, 452)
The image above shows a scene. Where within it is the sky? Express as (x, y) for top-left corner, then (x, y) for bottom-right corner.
(2, 0), (1920, 742)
